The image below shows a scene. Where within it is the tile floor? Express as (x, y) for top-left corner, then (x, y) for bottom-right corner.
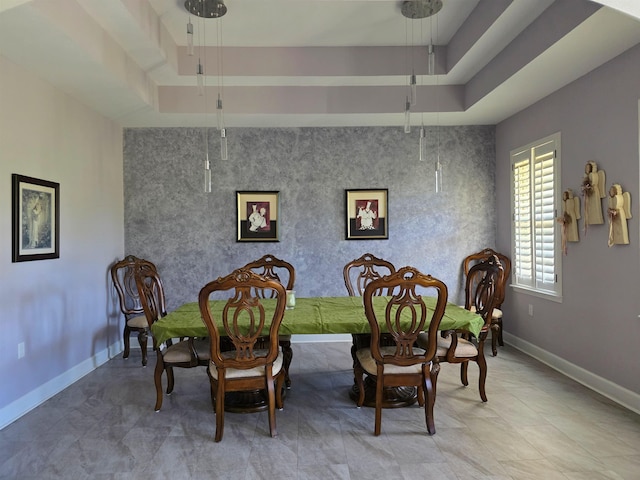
(1, 342), (638, 479)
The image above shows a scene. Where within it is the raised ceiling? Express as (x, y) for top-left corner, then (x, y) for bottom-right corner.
(1, 0), (639, 128)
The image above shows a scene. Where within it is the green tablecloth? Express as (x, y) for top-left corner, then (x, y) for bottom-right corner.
(151, 296), (483, 345)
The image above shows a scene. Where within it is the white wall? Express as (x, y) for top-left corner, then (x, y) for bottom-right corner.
(0, 56), (125, 428)
(496, 44), (640, 409)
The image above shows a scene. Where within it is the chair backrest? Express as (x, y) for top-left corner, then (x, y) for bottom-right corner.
(110, 255), (157, 317)
(343, 253), (396, 297)
(241, 254), (295, 297)
(363, 266), (448, 366)
(133, 262), (166, 330)
(463, 248), (511, 307)
(464, 254), (504, 329)
(198, 269), (286, 370)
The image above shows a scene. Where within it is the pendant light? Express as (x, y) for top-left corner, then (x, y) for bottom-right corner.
(185, 0), (229, 185)
(404, 96), (411, 133)
(187, 18), (194, 56)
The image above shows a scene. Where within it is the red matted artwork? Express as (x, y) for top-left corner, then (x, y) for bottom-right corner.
(345, 189), (388, 240)
(236, 191), (279, 242)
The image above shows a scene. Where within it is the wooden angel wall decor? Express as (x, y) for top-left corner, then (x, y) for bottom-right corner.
(581, 161), (606, 230)
(558, 188), (581, 254)
(607, 184), (632, 246)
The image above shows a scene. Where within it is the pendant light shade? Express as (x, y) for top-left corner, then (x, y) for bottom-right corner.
(187, 19), (194, 55)
(220, 128), (228, 161)
(196, 61), (204, 96)
(216, 94), (224, 130)
(204, 153), (212, 193)
(428, 44), (435, 75)
(404, 97), (411, 133)
(410, 72), (417, 106)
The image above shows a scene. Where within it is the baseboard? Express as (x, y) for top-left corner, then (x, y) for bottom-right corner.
(503, 332), (640, 415)
(0, 340), (122, 430)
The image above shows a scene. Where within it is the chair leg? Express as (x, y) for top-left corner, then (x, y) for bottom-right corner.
(207, 368), (216, 411)
(460, 361), (469, 386)
(491, 322), (500, 356)
(166, 366), (175, 394)
(430, 360), (440, 399)
(153, 351), (164, 411)
(423, 368), (437, 435)
(266, 373), (278, 438)
(275, 372), (285, 410)
(374, 376), (383, 436)
(354, 361), (365, 407)
(498, 318), (504, 346)
(123, 324), (131, 359)
(491, 330), (498, 357)
(477, 351), (488, 402)
(280, 339), (293, 388)
(416, 384), (425, 407)
(138, 329), (148, 366)
(214, 380), (226, 442)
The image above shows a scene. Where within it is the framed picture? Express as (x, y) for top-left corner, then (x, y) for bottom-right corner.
(345, 188), (388, 240)
(237, 191), (280, 242)
(12, 174), (60, 262)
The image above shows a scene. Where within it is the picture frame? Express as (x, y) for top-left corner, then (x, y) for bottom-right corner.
(237, 191), (280, 242)
(345, 188), (388, 240)
(12, 174), (60, 262)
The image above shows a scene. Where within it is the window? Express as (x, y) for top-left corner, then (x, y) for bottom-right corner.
(510, 133), (562, 299)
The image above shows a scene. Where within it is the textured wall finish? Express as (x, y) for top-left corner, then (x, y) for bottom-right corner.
(124, 126), (495, 311)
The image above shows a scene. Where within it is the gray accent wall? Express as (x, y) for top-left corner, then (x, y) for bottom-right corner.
(124, 126), (495, 311)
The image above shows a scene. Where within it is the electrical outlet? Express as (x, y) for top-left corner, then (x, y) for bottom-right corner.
(528, 304), (534, 316)
(18, 342), (25, 359)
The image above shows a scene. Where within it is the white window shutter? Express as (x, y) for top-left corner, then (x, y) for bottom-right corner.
(510, 134), (561, 298)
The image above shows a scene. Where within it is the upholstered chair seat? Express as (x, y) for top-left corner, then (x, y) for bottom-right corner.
(209, 350), (283, 380)
(356, 346), (427, 375)
(420, 331), (479, 358)
(126, 314), (148, 329)
(162, 338), (210, 364)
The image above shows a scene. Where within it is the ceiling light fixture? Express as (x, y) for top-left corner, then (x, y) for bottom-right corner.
(402, 0), (442, 191)
(402, 0), (442, 133)
(184, 0), (227, 18)
(184, 1), (229, 191)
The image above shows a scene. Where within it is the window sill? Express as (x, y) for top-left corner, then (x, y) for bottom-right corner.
(509, 284), (563, 303)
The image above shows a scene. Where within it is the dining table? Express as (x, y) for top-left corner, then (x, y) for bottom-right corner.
(150, 295), (484, 409)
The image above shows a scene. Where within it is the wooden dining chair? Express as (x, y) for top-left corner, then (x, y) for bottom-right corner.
(463, 248), (511, 356)
(198, 268), (287, 442)
(241, 254), (295, 388)
(354, 266), (448, 435)
(343, 253), (398, 401)
(134, 263), (210, 411)
(110, 255), (158, 366)
(419, 254), (503, 402)
(343, 253), (396, 297)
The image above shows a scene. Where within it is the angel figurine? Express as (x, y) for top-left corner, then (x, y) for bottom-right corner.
(562, 188), (581, 241)
(581, 161), (605, 229)
(607, 184), (632, 246)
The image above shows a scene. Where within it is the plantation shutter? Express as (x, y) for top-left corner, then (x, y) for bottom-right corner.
(513, 151), (533, 287)
(532, 142), (556, 290)
(510, 133), (561, 297)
